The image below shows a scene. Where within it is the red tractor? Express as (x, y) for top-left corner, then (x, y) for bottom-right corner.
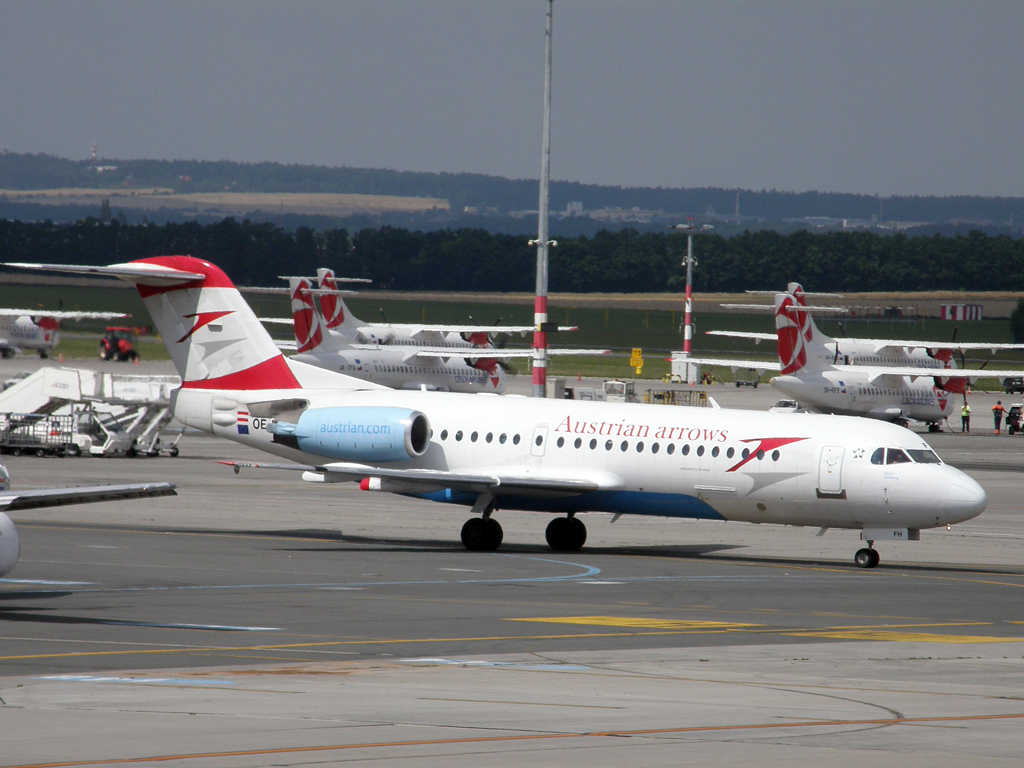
(99, 327), (140, 362)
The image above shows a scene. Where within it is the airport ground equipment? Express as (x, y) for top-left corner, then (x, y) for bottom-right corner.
(1007, 404), (1023, 434)
(99, 327), (145, 362)
(642, 389), (708, 407)
(0, 408), (133, 456)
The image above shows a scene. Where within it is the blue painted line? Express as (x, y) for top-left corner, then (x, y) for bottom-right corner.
(37, 675), (236, 686)
(400, 658), (590, 671)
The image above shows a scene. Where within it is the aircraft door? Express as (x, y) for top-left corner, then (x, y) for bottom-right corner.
(531, 425), (548, 457)
(817, 445), (845, 496)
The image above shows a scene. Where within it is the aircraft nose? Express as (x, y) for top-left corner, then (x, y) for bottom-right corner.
(944, 473), (987, 522)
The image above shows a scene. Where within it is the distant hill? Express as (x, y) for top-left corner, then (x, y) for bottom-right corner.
(2, 150), (1024, 229)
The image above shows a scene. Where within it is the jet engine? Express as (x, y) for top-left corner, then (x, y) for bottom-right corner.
(269, 406), (430, 462)
(0, 513), (20, 577)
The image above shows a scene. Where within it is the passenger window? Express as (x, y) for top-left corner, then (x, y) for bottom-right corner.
(886, 449), (911, 464)
(513, 434), (521, 445)
(696, 445), (705, 457)
(681, 444), (689, 456)
(455, 430), (463, 441)
(636, 442), (644, 453)
(499, 433), (507, 444)
(605, 440), (613, 451)
(771, 450), (780, 461)
(620, 441), (628, 452)
(535, 434), (543, 446)
(471, 431), (478, 442)
(486, 432), (493, 443)
(440, 429), (448, 441)
(574, 437), (582, 449)
(727, 447), (735, 459)
(666, 443), (675, 455)
(711, 446), (719, 458)
(651, 443), (659, 454)
(741, 448), (750, 459)
(870, 447), (884, 465)
(590, 438), (597, 450)
(556, 436), (564, 448)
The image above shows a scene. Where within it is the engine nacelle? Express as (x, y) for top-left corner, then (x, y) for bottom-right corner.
(269, 406), (430, 462)
(0, 513), (20, 577)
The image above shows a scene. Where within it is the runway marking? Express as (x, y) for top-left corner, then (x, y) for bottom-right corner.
(8, 712), (1024, 768)
(785, 629), (1024, 644)
(419, 697), (618, 709)
(95, 621), (283, 632)
(507, 616), (760, 630)
(401, 658), (589, 671)
(37, 675), (236, 686)
(0, 579), (93, 585)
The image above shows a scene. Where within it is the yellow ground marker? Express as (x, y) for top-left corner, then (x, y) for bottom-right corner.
(506, 616), (759, 630)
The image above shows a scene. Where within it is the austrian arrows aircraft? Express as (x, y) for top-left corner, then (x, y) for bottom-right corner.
(688, 286), (1024, 428)
(268, 269), (608, 394)
(0, 463), (176, 578)
(0, 309), (127, 358)
(7, 257), (988, 568)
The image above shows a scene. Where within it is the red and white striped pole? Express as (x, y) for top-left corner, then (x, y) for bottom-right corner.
(532, 0), (554, 398)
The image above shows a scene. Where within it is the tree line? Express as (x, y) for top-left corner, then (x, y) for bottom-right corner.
(4, 151), (1024, 224)
(0, 217), (1022, 293)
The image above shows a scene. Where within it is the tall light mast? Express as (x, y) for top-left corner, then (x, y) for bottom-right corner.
(531, 0), (555, 398)
(670, 219), (712, 381)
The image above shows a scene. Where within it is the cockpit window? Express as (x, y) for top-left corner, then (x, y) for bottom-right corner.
(906, 449), (942, 464)
(870, 447), (884, 465)
(885, 448), (911, 464)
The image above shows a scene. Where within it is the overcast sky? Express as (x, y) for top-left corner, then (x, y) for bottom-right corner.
(2, 1), (1023, 197)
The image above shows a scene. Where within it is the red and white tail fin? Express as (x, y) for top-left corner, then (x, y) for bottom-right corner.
(316, 268), (361, 331)
(129, 256), (300, 390)
(288, 278), (324, 353)
(776, 293), (812, 374)
(785, 281), (834, 349)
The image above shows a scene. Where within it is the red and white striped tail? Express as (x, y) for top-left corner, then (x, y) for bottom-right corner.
(132, 256), (300, 390)
(289, 277), (324, 353)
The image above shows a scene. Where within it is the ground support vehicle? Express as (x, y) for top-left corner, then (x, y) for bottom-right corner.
(1007, 404), (1023, 434)
(0, 408), (133, 457)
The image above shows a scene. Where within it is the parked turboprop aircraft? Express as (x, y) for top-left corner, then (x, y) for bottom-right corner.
(710, 282), (1024, 370)
(270, 271), (609, 394)
(6, 257), (988, 568)
(0, 310), (127, 358)
(0, 463), (176, 577)
(685, 289), (1024, 428)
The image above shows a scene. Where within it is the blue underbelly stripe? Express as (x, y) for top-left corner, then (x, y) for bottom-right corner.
(414, 489), (725, 521)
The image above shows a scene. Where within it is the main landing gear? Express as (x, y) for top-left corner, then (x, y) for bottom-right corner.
(459, 494), (588, 553)
(854, 543), (880, 568)
(545, 515), (587, 552)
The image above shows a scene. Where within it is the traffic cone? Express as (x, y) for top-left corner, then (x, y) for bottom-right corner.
(133, 356), (139, 366)
(577, 372), (582, 381)
(58, 354), (63, 363)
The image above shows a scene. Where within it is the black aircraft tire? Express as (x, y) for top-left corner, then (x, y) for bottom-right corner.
(483, 518), (503, 550)
(461, 518), (489, 551)
(868, 549), (880, 568)
(855, 548), (876, 568)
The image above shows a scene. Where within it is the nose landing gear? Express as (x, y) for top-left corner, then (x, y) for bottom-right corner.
(546, 515), (587, 552)
(854, 544), (880, 568)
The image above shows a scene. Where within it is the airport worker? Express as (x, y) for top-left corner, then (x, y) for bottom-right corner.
(961, 401), (971, 433)
(993, 400), (1006, 434)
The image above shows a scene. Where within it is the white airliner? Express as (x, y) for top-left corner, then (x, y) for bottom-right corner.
(269, 270), (608, 394)
(0, 310), (127, 358)
(6, 257), (988, 569)
(0, 464), (176, 578)
(686, 287), (1024, 428)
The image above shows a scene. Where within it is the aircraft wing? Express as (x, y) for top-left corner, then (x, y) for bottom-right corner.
(223, 460), (614, 497)
(259, 317), (293, 324)
(671, 356), (782, 372)
(706, 330), (776, 342)
(838, 365), (1024, 383)
(839, 338), (1024, 354)
(720, 303), (847, 312)
(0, 309), (128, 320)
(366, 324), (576, 337)
(351, 346), (612, 359)
(274, 340), (298, 351)
(0, 481), (177, 512)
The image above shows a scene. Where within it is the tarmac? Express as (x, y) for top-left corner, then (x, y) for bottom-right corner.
(1, 357), (1023, 766)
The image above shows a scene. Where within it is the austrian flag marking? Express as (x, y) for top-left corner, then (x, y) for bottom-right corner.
(237, 411), (249, 435)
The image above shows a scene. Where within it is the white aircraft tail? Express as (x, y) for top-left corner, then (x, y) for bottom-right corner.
(776, 291), (829, 375)
(288, 277), (325, 353)
(126, 257), (302, 390)
(316, 268), (362, 331)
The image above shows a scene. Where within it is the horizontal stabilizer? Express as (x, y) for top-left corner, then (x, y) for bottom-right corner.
(5, 262), (205, 286)
(0, 482), (177, 511)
